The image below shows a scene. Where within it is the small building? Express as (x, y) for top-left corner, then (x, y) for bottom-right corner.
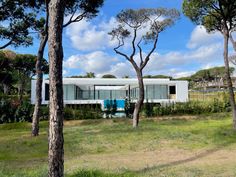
(31, 78), (188, 110)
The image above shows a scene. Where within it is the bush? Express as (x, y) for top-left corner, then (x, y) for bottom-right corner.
(15, 101), (33, 122)
(64, 105), (103, 120)
(0, 98), (33, 124)
(124, 99), (134, 118)
(144, 99), (154, 117)
(143, 99), (231, 117)
(40, 106), (49, 120)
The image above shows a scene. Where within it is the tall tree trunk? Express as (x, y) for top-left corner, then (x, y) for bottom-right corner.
(48, 0), (65, 176)
(133, 70), (144, 128)
(32, 34), (48, 136)
(223, 31), (236, 129)
(229, 33), (236, 51)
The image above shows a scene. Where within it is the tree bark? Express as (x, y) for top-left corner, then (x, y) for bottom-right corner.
(48, 0), (65, 176)
(223, 31), (236, 130)
(133, 70), (144, 128)
(229, 33), (236, 51)
(32, 34), (48, 136)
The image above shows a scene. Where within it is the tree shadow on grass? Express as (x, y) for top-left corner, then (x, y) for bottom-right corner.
(135, 145), (223, 174)
(69, 141), (235, 177)
(120, 125), (236, 175)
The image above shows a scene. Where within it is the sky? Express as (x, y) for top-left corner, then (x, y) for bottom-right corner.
(5, 0), (236, 78)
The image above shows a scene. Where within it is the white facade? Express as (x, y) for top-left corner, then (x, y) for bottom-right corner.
(31, 78), (188, 108)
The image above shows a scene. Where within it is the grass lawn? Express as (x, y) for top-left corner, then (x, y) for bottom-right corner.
(1, 113), (236, 177)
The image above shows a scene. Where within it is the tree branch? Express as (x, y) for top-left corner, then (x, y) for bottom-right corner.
(0, 38), (14, 49)
(137, 37), (143, 67)
(140, 33), (159, 70)
(230, 32), (236, 51)
(130, 28), (137, 60)
(114, 37), (130, 61)
(63, 11), (87, 28)
(44, 0), (49, 34)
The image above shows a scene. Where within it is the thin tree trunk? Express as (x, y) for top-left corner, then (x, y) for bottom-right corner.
(32, 34), (48, 136)
(18, 81), (24, 104)
(3, 83), (9, 94)
(229, 33), (236, 51)
(133, 70), (144, 128)
(48, 0), (65, 176)
(223, 31), (236, 129)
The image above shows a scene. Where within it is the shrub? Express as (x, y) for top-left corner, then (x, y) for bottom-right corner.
(124, 99), (134, 118)
(144, 99), (154, 117)
(0, 98), (33, 124)
(40, 106), (49, 120)
(64, 105), (103, 120)
(14, 101), (33, 122)
(145, 99), (231, 117)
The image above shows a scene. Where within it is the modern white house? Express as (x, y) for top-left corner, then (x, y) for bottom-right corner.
(31, 78), (188, 110)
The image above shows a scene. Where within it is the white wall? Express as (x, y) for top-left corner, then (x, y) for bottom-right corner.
(31, 79), (189, 104)
(176, 81), (188, 102)
(31, 80), (36, 104)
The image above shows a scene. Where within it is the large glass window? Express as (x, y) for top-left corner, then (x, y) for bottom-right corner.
(130, 85), (168, 100)
(63, 84), (76, 100)
(146, 85), (168, 99)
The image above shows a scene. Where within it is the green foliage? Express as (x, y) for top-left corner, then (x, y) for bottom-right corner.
(0, 1), (43, 49)
(64, 105), (103, 120)
(0, 97), (33, 124)
(144, 100), (154, 117)
(177, 66), (234, 89)
(0, 50), (49, 95)
(124, 99), (134, 118)
(70, 72), (95, 78)
(70, 169), (135, 177)
(15, 101), (33, 122)
(1, 113), (236, 176)
(40, 106), (49, 120)
(102, 74), (117, 78)
(110, 8), (180, 43)
(143, 74), (172, 79)
(182, 0), (236, 33)
(147, 100), (231, 117)
(64, 0), (104, 19)
(191, 66), (234, 82)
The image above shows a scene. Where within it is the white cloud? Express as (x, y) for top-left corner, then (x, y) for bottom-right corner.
(144, 42), (223, 74)
(63, 40), (224, 78)
(63, 51), (118, 74)
(187, 25), (221, 49)
(63, 18), (227, 79)
(173, 71), (195, 78)
(96, 61), (136, 78)
(65, 15), (168, 52)
(65, 17), (117, 51)
(63, 69), (68, 76)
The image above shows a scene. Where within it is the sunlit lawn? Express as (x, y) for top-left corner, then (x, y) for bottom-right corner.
(1, 112), (236, 177)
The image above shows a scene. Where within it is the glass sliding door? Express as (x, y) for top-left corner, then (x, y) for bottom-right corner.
(145, 85), (168, 99)
(63, 84), (76, 100)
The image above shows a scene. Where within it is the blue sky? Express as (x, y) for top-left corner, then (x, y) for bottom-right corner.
(6, 0), (232, 78)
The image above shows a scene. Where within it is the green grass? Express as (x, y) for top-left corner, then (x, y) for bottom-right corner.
(1, 113), (236, 177)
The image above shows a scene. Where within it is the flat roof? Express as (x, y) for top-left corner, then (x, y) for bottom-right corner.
(39, 78), (188, 85)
